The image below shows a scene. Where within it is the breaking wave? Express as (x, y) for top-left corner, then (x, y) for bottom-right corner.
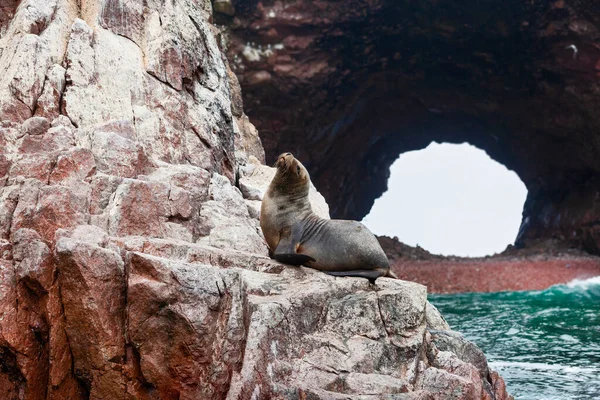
(429, 275), (600, 399)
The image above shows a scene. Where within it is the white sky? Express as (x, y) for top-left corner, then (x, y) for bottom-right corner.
(361, 142), (528, 257)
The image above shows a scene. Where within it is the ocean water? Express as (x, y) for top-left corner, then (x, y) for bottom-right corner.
(429, 277), (600, 400)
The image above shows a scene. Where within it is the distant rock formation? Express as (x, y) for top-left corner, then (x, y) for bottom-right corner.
(379, 235), (600, 293)
(0, 0), (510, 398)
(223, 0), (600, 255)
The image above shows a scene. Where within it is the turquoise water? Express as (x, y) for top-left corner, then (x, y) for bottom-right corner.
(429, 277), (600, 400)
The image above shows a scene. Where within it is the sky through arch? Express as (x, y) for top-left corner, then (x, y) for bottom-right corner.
(361, 142), (528, 257)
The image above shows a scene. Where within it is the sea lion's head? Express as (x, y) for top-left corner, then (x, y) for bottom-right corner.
(273, 152), (310, 189)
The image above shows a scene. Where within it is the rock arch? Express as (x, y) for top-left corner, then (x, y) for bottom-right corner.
(223, 0), (600, 254)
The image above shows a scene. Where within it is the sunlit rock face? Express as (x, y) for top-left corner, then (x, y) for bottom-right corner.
(0, 1), (511, 398)
(223, 0), (600, 254)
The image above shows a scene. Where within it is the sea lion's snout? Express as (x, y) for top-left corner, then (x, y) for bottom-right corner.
(276, 152), (295, 169)
(274, 152), (308, 183)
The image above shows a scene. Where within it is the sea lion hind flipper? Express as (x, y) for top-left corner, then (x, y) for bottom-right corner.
(273, 253), (316, 265)
(385, 269), (399, 279)
(324, 269), (386, 284)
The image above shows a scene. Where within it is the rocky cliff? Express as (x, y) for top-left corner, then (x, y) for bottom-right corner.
(0, 1), (510, 399)
(221, 0), (600, 255)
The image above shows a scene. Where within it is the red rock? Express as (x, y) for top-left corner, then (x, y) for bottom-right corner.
(0, 259), (50, 400)
(12, 228), (54, 291)
(390, 255), (600, 294)
(46, 283), (85, 400)
(0, 186), (19, 240)
(55, 237), (127, 399)
(107, 180), (168, 237)
(49, 147), (96, 184)
(489, 370), (510, 400)
(99, 0), (144, 46)
(244, 70), (272, 86)
(21, 116), (50, 136)
(0, 154), (10, 186)
(12, 182), (90, 243)
(89, 174), (124, 215)
(18, 125), (75, 154)
(0, 261), (25, 399)
(379, 236), (600, 293)
(0, 97), (32, 123)
(0, 0), (19, 31)
(87, 121), (154, 178)
(0, 239), (11, 260)
(431, 351), (484, 398)
(35, 65), (67, 121)
(8, 153), (57, 183)
(422, 367), (477, 400)
(227, 66), (244, 118)
(234, 115), (266, 164)
(127, 252), (238, 399)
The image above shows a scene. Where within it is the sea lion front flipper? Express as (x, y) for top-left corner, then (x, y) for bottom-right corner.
(273, 253), (316, 265)
(324, 269), (386, 284)
(272, 225), (316, 265)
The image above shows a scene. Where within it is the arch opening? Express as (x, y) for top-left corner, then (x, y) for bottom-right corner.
(362, 142), (528, 257)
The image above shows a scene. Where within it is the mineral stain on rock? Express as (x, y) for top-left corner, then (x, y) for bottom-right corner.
(0, 0), (513, 399)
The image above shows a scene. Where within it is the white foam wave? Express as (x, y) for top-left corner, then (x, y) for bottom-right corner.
(565, 276), (600, 289)
(490, 361), (599, 375)
(558, 334), (579, 343)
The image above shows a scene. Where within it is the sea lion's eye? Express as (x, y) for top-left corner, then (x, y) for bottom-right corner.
(296, 165), (301, 175)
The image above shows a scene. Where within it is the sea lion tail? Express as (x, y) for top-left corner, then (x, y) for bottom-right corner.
(385, 269), (399, 279)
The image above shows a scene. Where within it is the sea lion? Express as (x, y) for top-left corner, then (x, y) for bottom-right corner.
(260, 152), (397, 283)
